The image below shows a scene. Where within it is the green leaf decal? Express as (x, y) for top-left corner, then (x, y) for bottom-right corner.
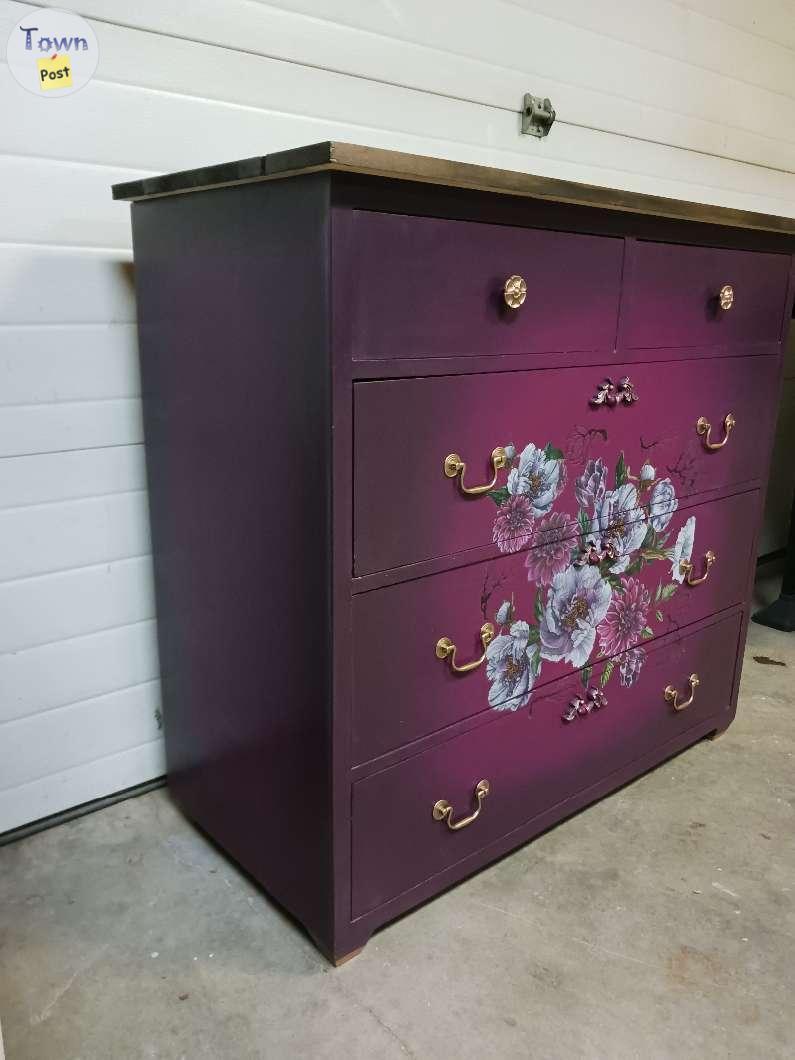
(615, 451), (629, 488)
(659, 582), (679, 600)
(625, 556), (645, 575)
(526, 625), (541, 643)
(641, 525), (657, 550)
(641, 626), (654, 639)
(488, 486), (510, 507)
(581, 665), (593, 689)
(655, 609), (664, 622)
(543, 443), (565, 461)
(534, 587), (544, 623)
(600, 659), (615, 687)
(531, 651), (542, 677)
(641, 548), (668, 561)
(580, 508), (593, 551)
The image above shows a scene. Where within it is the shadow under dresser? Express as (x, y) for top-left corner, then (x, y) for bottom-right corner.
(113, 143), (795, 964)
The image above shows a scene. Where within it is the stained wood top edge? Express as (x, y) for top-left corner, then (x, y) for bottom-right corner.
(112, 140), (795, 236)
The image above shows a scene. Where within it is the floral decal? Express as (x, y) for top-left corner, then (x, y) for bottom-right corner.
(589, 483), (648, 573)
(485, 445), (694, 712)
(485, 617), (541, 711)
(597, 576), (651, 657)
(669, 516), (695, 584)
(507, 442), (562, 516)
(539, 565), (612, 669)
(574, 458), (607, 511)
(493, 494), (535, 554)
(524, 511), (572, 585)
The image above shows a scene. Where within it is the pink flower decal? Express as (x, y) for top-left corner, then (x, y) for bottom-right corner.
(525, 511), (573, 585)
(493, 494), (534, 554)
(597, 576), (651, 657)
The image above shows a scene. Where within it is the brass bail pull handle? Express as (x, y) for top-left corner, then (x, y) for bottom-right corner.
(444, 447), (507, 496)
(436, 623), (495, 674)
(697, 413), (735, 451)
(680, 550), (716, 586)
(664, 673), (700, 712)
(433, 780), (491, 831)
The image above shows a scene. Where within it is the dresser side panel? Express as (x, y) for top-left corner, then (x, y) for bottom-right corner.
(724, 253), (795, 733)
(129, 176), (334, 948)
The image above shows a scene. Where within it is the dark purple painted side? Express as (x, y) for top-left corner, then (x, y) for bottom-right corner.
(354, 354), (779, 575)
(718, 257), (795, 743)
(130, 175), (335, 955)
(622, 240), (791, 348)
(351, 611), (742, 918)
(328, 205), (359, 960)
(338, 210), (624, 361)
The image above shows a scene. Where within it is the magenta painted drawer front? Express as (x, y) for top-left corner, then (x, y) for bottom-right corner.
(623, 241), (790, 348)
(352, 489), (757, 764)
(340, 211), (623, 361)
(351, 611), (741, 917)
(354, 354), (777, 576)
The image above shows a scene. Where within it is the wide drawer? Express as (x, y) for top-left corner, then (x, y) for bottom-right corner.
(338, 211), (623, 361)
(352, 488), (757, 763)
(622, 241), (790, 349)
(351, 611), (742, 918)
(354, 353), (778, 576)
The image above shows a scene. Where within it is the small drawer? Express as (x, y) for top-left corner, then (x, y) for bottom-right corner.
(337, 210), (623, 361)
(622, 241), (790, 349)
(354, 354), (778, 576)
(351, 611), (742, 917)
(352, 489), (757, 764)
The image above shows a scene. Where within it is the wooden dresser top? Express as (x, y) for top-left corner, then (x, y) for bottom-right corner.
(112, 140), (795, 236)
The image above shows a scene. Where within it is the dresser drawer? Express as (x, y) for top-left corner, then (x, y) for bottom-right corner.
(338, 211), (623, 361)
(353, 489), (756, 763)
(351, 611), (741, 917)
(354, 354), (778, 576)
(622, 241), (790, 349)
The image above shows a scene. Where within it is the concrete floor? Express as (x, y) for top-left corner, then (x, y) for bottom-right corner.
(1, 577), (794, 1059)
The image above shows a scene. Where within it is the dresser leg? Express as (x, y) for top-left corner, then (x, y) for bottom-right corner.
(707, 725), (729, 741)
(307, 926), (370, 966)
(333, 946), (364, 967)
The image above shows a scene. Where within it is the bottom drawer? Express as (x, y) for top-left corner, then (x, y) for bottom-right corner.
(351, 611), (742, 918)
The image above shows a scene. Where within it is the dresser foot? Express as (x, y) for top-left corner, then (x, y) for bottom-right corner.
(707, 725), (729, 741)
(333, 946), (364, 967)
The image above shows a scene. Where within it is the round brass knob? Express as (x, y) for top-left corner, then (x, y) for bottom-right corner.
(718, 284), (734, 311)
(504, 274), (527, 310)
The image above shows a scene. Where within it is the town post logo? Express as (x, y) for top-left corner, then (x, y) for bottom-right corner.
(7, 10), (99, 97)
(37, 54), (74, 91)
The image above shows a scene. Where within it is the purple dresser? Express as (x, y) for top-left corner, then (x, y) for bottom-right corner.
(113, 143), (795, 964)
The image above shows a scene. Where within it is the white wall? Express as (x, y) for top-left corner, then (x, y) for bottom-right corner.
(2, 0), (795, 833)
